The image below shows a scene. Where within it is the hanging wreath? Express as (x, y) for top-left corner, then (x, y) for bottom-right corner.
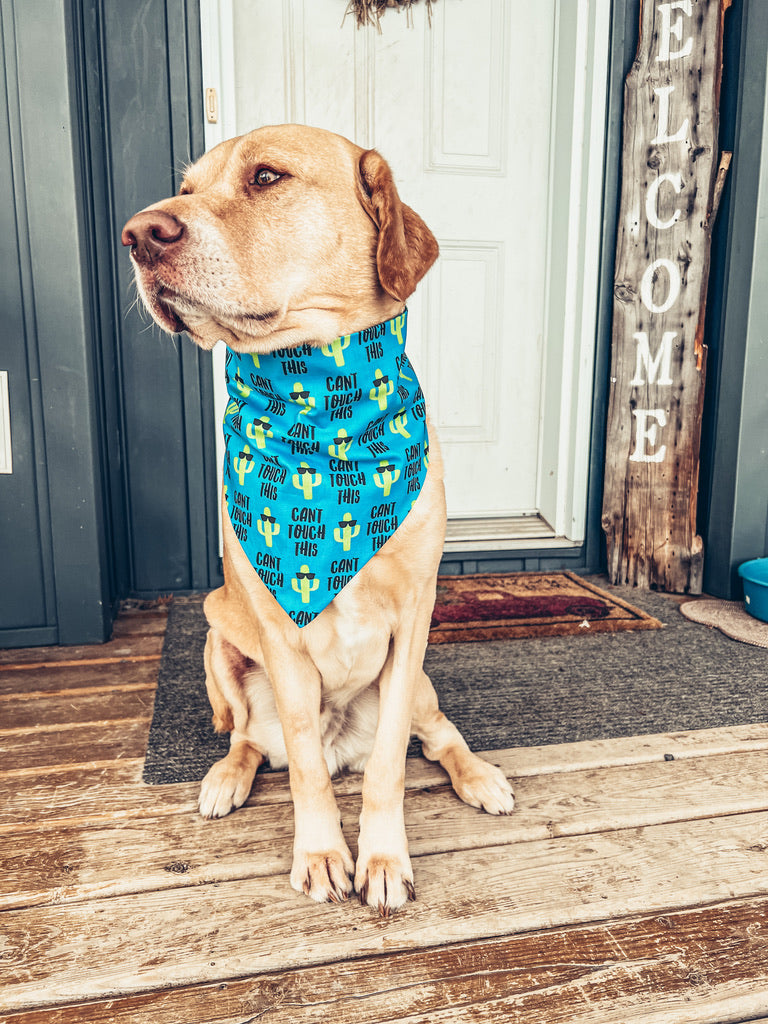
(346, 0), (436, 28)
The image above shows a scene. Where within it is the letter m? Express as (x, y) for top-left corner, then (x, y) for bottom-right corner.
(630, 331), (675, 387)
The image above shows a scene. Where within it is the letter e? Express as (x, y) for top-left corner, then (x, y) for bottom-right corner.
(656, 1), (693, 62)
(630, 409), (668, 463)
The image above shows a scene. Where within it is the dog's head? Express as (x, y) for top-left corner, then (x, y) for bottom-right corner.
(122, 124), (438, 353)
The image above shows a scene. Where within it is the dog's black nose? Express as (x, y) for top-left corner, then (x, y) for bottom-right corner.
(121, 209), (184, 265)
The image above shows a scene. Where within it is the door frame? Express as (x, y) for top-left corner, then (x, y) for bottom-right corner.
(537, 0), (610, 544)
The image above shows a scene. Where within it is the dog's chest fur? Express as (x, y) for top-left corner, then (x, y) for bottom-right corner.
(242, 583), (393, 775)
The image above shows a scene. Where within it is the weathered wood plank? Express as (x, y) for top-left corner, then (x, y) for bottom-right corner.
(2, 724), (767, 832)
(3, 749), (767, 910)
(0, 635), (164, 668)
(0, 688), (156, 733)
(602, 0), (731, 591)
(0, 659), (160, 697)
(3, 896), (766, 1024)
(498, 721), (768, 778)
(0, 719), (151, 773)
(1, 810), (767, 1011)
(0, 805), (290, 910)
(109, 609), (170, 638)
(0, 762), (224, 831)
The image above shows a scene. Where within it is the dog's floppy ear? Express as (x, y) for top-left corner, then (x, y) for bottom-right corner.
(358, 149), (439, 301)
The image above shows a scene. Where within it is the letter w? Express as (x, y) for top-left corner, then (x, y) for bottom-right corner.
(630, 331), (675, 387)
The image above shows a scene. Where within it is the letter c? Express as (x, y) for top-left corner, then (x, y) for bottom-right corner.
(646, 172), (684, 230)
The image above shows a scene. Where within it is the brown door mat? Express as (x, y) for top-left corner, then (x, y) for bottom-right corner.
(429, 572), (662, 643)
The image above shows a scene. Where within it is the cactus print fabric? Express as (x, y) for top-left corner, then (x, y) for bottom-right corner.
(222, 310), (429, 626)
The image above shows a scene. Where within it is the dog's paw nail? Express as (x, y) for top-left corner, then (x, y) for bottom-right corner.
(292, 847), (354, 905)
(405, 879), (416, 901)
(328, 884), (349, 904)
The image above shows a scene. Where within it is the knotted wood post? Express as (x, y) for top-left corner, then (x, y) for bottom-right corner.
(602, 0), (731, 593)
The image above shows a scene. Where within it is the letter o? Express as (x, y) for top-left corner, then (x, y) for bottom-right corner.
(640, 258), (681, 314)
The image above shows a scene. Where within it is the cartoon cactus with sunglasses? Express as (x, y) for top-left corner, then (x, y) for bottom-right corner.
(328, 427), (353, 460)
(389, 408), (410, 439)
(369, 369), (394, 411)
(292, 565), (319, 604)
(333, 512), (360, 552)
(373, 459), (399, 497)
(320, 334), (351, 367)
(246, 415), (273, 450)
(390, 313), (406, 346)
(289, 381), (315, 415)
(257, 506), (280, 548)
(234, 445), (255, 486)
(292, 461), (321, 499)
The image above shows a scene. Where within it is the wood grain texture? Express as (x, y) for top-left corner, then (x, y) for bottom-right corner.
(2, 723), (767, 831)
(2, 811), (768, 1011)
(602, 0), (731, 592)
(3, 749), (767, 911)
(109, 609), (170, 638)
(0, 634), (163, 668)
(1, 606), (767, 1023)
(0, 719), (151, 772)
(2, 898), (767, 1024)
(0, 688), (156, 732)
(0, 659), (160, 697)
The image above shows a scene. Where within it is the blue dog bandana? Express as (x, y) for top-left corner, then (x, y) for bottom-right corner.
(222, 310), (429, 626)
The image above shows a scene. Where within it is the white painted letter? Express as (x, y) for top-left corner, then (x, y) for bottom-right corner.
(640, 258), (681, 314)
(652, 86), (689, 145)
(630, 409), (668, 463)
(646, 172), (684, 230)
(656, 1), (693, 61)
(630, 331), (676, 387)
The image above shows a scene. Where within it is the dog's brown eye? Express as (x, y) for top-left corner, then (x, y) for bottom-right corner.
(252, 168), (282, 187)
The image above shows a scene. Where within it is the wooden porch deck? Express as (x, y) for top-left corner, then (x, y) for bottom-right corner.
(1, 605), (768, 1023)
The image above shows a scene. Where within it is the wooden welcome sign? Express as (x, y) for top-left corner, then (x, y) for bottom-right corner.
(602, 0), (731, 593)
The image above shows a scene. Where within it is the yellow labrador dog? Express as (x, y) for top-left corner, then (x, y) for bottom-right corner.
(123, 124), (514, 915)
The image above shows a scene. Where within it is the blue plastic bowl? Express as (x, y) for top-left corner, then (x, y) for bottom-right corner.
(738, 558), (768, 622)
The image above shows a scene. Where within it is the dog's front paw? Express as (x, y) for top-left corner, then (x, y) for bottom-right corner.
(198, 742), (264, 819)
(198, 757), (252, 819)
(451, 754), (515, 816)
(291, 847), (355, 905)
(355, 854), (416, 917)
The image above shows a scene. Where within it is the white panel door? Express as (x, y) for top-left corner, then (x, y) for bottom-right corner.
(202, 0), (609, 548)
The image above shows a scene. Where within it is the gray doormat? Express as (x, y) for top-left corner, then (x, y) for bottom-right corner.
(143, 579), (768, 785)
(680, 598), (768, 648)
